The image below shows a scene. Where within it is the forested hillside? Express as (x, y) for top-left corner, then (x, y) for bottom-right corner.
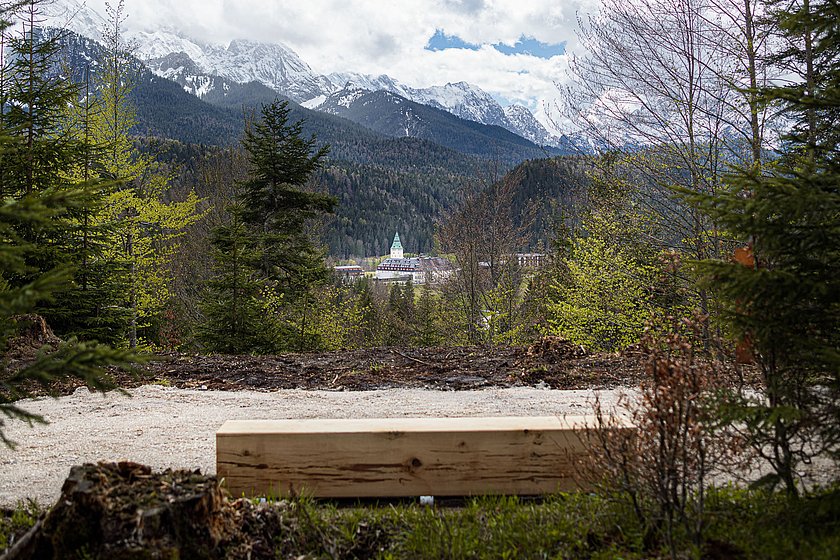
(150, 138), (588, 258)
(2, 1), (838, 558)
(56, 26), (577, 258)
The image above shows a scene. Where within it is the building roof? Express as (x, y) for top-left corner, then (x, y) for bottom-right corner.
(376, 256), (454, 273)
(377, 257), (419, 272)
(391, 232), (402, 251)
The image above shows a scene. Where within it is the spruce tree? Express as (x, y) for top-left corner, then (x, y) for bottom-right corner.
(384, 282), (416, 346)
(240, 99), (335, 301)
(0, 191), (137, 447)
(414, 285), (442, 347)
(690, 0), (840, 495)
(0, 0), (123, 344)
(200, 99), (335, 353)
(0, 3), (137, 446)
(198, 202), (281, 354)
(352, 277), (380, 347)
(1, 1), (80, 198)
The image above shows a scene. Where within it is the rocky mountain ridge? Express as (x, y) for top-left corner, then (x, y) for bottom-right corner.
(43, 0), (567, 148)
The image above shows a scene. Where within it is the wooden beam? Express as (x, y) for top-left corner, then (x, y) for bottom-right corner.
(217, 416), (631, 498)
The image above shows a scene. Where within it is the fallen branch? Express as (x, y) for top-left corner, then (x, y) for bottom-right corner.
(391, 349), (435, 368)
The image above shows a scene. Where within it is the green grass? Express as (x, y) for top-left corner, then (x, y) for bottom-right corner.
(704, 485), (840, 559)
(2, 487), (839, 558)
(267, 494), (619, 560)
(0, 500), (41, 551)
(270, 488), (840, 559)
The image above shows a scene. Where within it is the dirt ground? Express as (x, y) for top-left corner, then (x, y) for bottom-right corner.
(0, 384), (631, 508)
(0, 338), (650, 508)
(19, 339), (646, 397)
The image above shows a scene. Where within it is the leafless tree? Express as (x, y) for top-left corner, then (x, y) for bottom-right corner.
(437, 169), (534, 344)
(579, 318), (738, 557)
(558, 0), (779, 338)
(166, 148), (247, 342)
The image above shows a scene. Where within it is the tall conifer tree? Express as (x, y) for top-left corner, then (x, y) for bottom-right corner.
(0, 3), (137, 446)
(0, 0), (116, 341)
(690, 0), (840, 495)
(240, 100), (335, 301)
(200, 99), (335, 353)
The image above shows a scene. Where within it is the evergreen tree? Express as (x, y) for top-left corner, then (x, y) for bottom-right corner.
(200, 99), (335, 353)
(384, 282), (414, 346)
(198, 202), (280, 354)
(0, 0), (123, 344)
(400, 279), (415, 325)
(353, 278), (381, 347)
(240, 99), (336, 302)
(0, 4), (137, 446)
(413, 285), (442, 347)
(689, 0), (840, 495)
(0, 191), (137, 447)
(1, 1), (80, 199)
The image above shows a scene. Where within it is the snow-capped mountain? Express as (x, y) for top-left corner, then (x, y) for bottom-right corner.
(412, 82), (509, 127)
(323, 74), (564, 147)
(327, 72), (405, 96)
(503, 104), (558, 147)
(327, 73), (509, 127)
(41, 0), (105, 41)
(144, 50), (232, 100)
(312, 84), (557, 161)
(131, 30), (332, 103)
(127, 27), (565, 146)
(42, 0), (568, 148)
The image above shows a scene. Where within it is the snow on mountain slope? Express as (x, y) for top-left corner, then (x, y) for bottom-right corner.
(412, 82), (509, 128)
(325, 73), (565, 146)
(43, 0), (568, 148)
(42, 0), (105, 42)
(301, 95), (327, 109)
(327, 72), (404, 96)
(200, 39), (333, 102)
(130, 30), (331, 102)
(130, 30), (209, 68)
(504, 104), (559, 147)
(328, 74), (507, 129)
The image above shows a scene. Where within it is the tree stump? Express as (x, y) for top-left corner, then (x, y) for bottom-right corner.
(5, 462), (239, 559)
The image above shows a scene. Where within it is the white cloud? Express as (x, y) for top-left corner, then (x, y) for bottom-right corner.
(77, 0), (600, 111)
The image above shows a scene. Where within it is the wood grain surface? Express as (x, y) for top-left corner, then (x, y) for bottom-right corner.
(217, 416), (631, 498)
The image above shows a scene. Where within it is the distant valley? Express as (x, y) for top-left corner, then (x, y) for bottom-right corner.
(43, 0), (586, 258)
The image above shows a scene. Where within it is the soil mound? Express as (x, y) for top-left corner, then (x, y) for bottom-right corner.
(3, 314), (62, 371)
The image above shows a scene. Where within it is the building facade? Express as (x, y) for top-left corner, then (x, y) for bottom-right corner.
(375, 232), (453, 284)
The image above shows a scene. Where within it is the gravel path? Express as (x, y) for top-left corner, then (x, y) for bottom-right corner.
(0, 385), (625, 507)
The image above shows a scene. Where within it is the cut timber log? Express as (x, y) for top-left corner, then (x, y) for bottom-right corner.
(216, 416), (631, 498)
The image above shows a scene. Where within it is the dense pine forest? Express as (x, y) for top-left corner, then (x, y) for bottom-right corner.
(1, 0), (839, 558)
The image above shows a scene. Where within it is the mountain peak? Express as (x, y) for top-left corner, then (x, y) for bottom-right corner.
(129, 29), (329, 102)
(41, 0), (106, 41)
(42, 0), (565, 148)
(503, 104), (559, 147)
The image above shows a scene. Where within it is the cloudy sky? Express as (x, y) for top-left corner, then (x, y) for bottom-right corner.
(75, 0), (600, 112)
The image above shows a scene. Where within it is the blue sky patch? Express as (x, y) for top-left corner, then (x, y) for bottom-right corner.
(426, 30), (481, 51)
(426, 30), (565, 59)
(493, 36), (565, 58)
